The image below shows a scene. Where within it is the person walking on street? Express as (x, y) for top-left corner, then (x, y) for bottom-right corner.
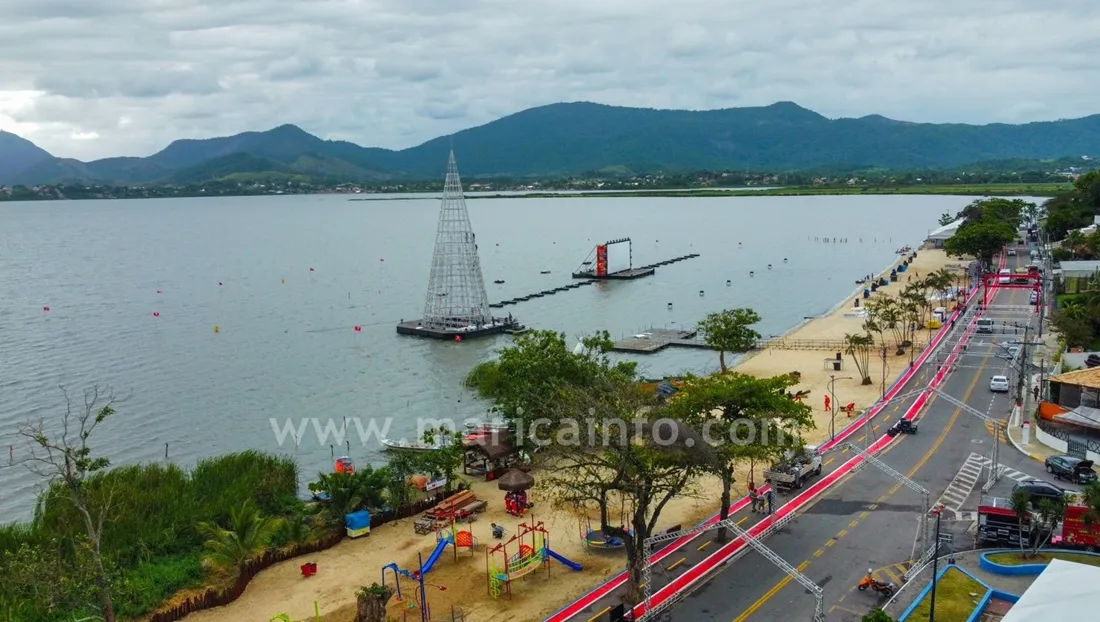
(749, 489), (760, 513)
(766, 489), (774, 515)
(824, 394), (831, 413)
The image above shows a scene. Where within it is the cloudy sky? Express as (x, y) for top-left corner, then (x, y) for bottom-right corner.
(1, 0), (1098, 161)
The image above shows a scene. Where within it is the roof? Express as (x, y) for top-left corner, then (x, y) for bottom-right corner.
(1001, 559), (1100, 622)
(926, 218), (965, 241)
(1058, 260), (1100, 277)
(1050, 367), (1100, 390)
(465, 436), (515, 460)
(1054, 405), (1100, 431)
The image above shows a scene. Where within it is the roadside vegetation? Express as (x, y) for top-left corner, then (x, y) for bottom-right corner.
(0, 386), (465, 622)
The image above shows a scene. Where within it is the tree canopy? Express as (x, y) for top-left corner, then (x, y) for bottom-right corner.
(698, 308), (762, 372)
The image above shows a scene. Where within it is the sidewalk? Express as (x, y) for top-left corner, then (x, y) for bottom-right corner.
(1005, 417), (1058, 463)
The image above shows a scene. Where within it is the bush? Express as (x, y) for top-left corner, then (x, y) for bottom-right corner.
(113, 552), (206, 618)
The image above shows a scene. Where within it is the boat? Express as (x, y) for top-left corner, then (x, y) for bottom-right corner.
(540, 270), (551, 274)
(380, 436), (443, 452)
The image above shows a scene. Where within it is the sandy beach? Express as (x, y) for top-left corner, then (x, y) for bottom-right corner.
(176, 248), (966, 622)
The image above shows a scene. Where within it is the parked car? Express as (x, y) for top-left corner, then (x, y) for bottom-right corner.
(1013, 480), (1067, 507)
(1007, 248), (1017, 256)
(1045, 456), (1098, 484)
(990, 375), (1010, 392)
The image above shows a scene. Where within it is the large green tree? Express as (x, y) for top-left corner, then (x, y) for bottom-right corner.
(698, 308), (762, 372)
(943, 218), (1017, 266)
(668, 372), (813, 540)
(464, 330), (637, 448)
(542, 377), (709, 605)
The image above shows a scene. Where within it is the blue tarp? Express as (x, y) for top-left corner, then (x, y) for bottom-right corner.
(346, 510), (371, 530)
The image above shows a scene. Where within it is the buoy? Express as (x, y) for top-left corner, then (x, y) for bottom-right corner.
(310, 267), (315, 272)
(42, 306), (50, 312)
(281, 279), (285, 284)
(455, 335), (463, 342)
(218, 282), (223, 286)
(667, 302), (673, 308)
(354, 326), (362, 332)
(726, 280), (731, 285)
(749, 271), (754, 276)
(768, 264), (772, 269)
(214, 325), (220, 333)
(156, 289), (163, 294)
(380, 258), (385, 262)
(153, 311), (160, 317)
(783, 258), (788, 262)
(699, 290), (704, 296)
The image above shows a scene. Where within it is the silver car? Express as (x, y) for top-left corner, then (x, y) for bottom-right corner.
(990, 375), (1010, 392)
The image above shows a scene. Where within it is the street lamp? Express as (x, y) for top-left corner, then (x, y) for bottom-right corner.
(929, 504), (946, 622)
(828, 375), (852, 441)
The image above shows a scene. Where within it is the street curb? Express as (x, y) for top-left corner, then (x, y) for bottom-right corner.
(1005, 423), (1046, 464)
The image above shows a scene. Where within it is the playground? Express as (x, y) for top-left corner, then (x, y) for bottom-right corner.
(182, 472), (742, 622)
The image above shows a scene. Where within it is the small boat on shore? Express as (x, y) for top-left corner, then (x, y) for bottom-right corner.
(380, 436), (443, 452)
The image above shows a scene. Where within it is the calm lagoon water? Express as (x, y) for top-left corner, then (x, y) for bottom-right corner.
(0, 193), (978, 517)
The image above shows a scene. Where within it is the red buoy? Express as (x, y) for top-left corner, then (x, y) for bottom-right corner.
(153, 312), (160, 317)
(42, 306), (50, 312)
(455, 335), (463, 342)
(354, 326), (362, 332)
(156, 289), (163, 294)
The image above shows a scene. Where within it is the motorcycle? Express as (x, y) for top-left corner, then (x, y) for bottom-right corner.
(858, 572), (896, 597)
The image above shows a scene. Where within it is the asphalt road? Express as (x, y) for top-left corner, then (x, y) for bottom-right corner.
(666, 262), (1046, 622)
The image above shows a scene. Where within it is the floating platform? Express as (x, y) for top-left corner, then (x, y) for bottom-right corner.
(396, 320), (513, 340)
(611, 328), (705, 353)
(572, 267), (655, 280)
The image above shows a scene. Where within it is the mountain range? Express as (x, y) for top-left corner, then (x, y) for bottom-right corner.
(2, 101), (1099, 186)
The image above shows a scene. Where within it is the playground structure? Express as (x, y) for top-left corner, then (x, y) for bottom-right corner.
(486, 516), (583, 599)
(382, 517), (477, 617)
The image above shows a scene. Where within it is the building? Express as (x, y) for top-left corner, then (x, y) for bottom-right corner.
(925, 218), (964, 248)
(1057, 260), (1100, 293)
(1001, 559), (1100, 622)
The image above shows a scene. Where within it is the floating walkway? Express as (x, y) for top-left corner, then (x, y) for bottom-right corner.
(488, 280), (598, 308)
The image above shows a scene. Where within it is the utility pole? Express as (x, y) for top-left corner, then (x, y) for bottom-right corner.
(880, 345), (888, 399)
(929, 509), (943, 622)
(1015, 324), (1030, 411)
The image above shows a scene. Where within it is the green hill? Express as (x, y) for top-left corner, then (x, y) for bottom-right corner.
(2, 101), (1099, 185)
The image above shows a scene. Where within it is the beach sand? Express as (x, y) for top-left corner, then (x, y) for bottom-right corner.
(176, 248), (966, 622)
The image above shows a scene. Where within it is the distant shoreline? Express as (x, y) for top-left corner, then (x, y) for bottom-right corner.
(348, 182), (1070, 201)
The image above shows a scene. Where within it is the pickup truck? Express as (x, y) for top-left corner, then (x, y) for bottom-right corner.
(764, 446), (823, 490)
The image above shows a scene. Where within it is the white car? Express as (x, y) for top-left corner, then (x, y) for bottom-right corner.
(990, 375), (1010, 392)
(1007, 249), (1017, 256)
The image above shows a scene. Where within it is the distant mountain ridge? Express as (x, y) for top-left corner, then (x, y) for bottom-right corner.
(2, 101), (1099, 185)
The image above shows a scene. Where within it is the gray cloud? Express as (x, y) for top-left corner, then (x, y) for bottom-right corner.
(0, 0), (1098, 161)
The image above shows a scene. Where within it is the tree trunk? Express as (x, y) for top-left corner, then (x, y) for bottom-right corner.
(719, 350), (727, 373)
(80, 509), (116, 622)
(355, 584), (395, 622)
(716, 466), (734, 543)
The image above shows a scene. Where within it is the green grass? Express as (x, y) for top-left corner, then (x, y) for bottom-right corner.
(985, 551), (1100, 567)
(479, 182), (1073, 200)
(906, 566), (986, 622)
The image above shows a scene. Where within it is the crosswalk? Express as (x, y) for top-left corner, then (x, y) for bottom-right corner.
(937, 453), (1034, 521)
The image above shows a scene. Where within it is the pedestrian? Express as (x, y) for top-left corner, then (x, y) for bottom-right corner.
(766, 489), (774, 515)
(1033, 386), (1040, 402)
(824, 394), (831, 412)
(749, 489), (759, 513)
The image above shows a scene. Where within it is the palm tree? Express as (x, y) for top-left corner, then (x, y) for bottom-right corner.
(844, 333), (875, 385)
(1010, 488), (1031, 555)
(197, 500), (283, 576)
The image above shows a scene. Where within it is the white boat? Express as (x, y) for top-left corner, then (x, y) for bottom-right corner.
(380, 436), (443, 452)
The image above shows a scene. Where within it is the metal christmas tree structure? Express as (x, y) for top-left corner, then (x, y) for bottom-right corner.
(397, 150), (511, 339)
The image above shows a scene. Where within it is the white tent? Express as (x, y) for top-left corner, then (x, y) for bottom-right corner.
(926, 218), (965, 247)
(1001, 559), (1100, 622)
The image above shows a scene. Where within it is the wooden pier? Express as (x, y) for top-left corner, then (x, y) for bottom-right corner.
(488, 279), (598, 308)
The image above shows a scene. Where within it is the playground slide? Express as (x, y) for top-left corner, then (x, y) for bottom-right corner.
(420, 538), (451, 574)
(545, 548), (583, 571)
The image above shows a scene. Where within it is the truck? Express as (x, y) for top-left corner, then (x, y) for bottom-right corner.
(763, 445), (823, 490)
(977, 493), (1100, 552)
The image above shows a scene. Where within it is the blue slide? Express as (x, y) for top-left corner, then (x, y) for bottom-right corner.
(419, 538), (451, 574)
(545, 548), (583, 571)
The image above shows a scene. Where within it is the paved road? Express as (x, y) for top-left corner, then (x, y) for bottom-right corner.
(666, 262), (1045, 621)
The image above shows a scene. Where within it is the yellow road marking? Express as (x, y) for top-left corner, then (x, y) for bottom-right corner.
(859, 511), (870, 519)
(824, 458), (835, 466)
(848, 520), (859, 528)
(729, 342), (993, 621)
(698, 540), (713, 552)
(666, 557), (687, 572)
(813, 549), (825, 558)
(588, 606), (611, 622)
